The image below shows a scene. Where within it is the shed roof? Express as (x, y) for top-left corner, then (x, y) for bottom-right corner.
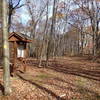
(9, 32), (32, 42)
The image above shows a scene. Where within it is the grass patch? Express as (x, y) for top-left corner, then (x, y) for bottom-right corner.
(75, 77), (100, 100)
(11, 76), (20, 80)
(76, 77), (87, 86)
(36, 73), (52, 79)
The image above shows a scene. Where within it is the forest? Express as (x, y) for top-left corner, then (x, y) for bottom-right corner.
(0, 0), (100, 100)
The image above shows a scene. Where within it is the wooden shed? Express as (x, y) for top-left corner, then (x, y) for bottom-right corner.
(8, 32), (32, 73)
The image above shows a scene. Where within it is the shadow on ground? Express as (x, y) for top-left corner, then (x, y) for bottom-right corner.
(17, 73), (66, 100)
(48, 62), (100, 81)
(26, 59), (100, 81)
(17, 70), (100, 100)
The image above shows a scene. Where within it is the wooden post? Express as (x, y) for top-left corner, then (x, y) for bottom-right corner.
(23, 43), (28, 72)
(23, 59), (26, 72)
(13, 41), (17, 73)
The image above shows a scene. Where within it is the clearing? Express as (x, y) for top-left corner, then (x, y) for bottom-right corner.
(0, 57), (100, 100)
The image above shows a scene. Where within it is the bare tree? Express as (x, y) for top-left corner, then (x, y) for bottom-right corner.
(25, 0), (48, 57)
(8, 0), (25, 31)
(2, 0), (12, 95)
(73, 0), (100, 56)
(46, 0), (57, 66)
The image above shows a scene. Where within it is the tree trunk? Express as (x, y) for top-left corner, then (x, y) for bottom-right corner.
(2, 0), (11, 95)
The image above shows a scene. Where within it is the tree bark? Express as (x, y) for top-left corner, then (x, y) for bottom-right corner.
(2, 0), (11, 95)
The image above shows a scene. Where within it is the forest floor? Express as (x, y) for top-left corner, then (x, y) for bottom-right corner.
(0, 56), (100, 100)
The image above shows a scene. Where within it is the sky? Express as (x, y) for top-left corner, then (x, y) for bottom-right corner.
(14, 0), (30, 24)
(14, 0), (69, 25)
(11, 0), (77, 35)
(14, 0), (47, 25)
(13, 0), (87, 31)
(11, 0), (100, 35)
